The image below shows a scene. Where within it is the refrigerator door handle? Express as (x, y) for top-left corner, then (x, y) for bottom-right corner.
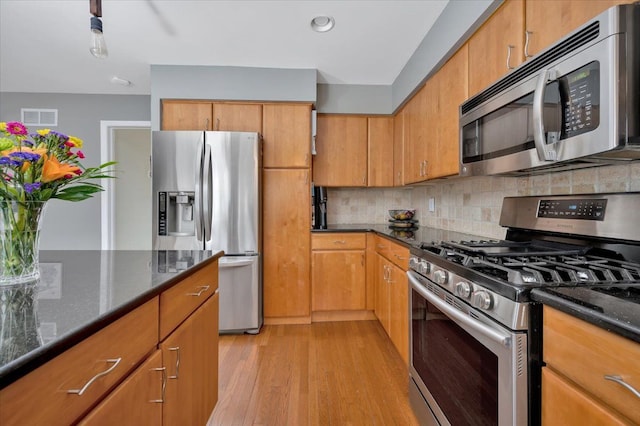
(202, 143), (212, 242)
(194, 136), (204, 242)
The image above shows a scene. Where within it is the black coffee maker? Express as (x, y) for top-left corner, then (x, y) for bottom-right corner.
(312, 185), (328, 229)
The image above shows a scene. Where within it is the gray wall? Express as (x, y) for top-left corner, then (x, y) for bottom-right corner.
(150, 65), (316, 129)
(0, 93), (151, 249)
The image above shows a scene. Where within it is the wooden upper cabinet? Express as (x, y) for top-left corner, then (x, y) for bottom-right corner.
(524, 0), (633, 58)
(262, 103), (312, 168)
(393, 108), (404, 186)
(468, 0), (525, 97)
(403, 81), (431, 185)
(313, 114), (368, 187)
(162, 100), (213, 130)
(428, 44), (468, 179)
(367, 116), (394, 187)
(212, 102), (262, 133)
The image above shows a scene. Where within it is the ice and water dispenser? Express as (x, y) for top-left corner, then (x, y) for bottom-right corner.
(157, 191), (196, 237)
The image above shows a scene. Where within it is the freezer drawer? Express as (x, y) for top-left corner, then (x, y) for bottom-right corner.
(219, 255), (262, 334)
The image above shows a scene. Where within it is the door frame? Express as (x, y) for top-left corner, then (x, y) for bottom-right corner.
(99, 120), (151, 250)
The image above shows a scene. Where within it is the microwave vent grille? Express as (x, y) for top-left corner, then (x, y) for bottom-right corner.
(462, 21), (600, 114)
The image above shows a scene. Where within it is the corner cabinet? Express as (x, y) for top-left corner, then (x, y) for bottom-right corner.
(0, 259), (220, 426)
(541, 306), (640, 425)
(313, 114), (368, 187)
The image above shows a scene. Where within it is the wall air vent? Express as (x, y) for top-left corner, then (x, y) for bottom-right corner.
(461, 21), (600, 114)
(21, 108), (58, 127)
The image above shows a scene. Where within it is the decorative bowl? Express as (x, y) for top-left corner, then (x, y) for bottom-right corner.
(388, 209), (416, 221)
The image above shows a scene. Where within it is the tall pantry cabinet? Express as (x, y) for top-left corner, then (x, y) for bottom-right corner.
(260, 104), (313, 322)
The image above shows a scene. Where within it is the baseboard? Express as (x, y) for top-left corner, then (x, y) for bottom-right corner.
(311, 310), (377, 322)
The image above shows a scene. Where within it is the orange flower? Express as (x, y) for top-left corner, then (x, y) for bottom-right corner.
(41, 154), (80, 183)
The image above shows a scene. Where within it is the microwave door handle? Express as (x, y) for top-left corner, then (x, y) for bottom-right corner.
(533, 69), (559, 161)
(194, 137), (204, 242)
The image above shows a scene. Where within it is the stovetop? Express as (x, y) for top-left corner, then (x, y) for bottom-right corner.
(412, 239), (640, 303)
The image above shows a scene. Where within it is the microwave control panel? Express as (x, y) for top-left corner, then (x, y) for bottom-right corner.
(537, 198), (607, 220)
(562, 62), (600, 138)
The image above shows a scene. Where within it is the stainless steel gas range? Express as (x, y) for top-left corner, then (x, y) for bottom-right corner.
(408, 192), (640, 426)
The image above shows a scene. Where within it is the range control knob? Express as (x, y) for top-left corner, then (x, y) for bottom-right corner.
(409, 257), (419, 270)
(420, 260), (431, 275)
(455, 281), (472, 298)
(433, 270), (448, 285)
(471, 290), (493, 310)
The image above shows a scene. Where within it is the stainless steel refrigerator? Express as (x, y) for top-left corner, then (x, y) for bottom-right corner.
(152, 131), (262, 334)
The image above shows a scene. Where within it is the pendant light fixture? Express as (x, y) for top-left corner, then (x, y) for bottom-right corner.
(89, 0), (108, 58)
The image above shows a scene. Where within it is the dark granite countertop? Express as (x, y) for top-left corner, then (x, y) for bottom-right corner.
(531, 287), (640, 344)
(312, 223), (487, 249)
(0, 249), (223, 390)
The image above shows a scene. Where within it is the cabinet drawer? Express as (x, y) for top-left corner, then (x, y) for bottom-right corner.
(0, 298), (159, 426)
(160, 261), (218, 340)
(544, 306), (640, 423)
(312, 233), (366, 250)
(375, 235), (409, 270)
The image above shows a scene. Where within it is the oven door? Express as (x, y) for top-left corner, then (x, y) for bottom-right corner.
(408, 271), (528, 426)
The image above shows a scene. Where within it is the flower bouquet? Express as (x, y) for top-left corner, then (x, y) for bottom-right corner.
(0, 121), (115, 284)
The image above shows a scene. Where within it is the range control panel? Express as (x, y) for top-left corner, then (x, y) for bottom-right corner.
(537, 198), (607, 220)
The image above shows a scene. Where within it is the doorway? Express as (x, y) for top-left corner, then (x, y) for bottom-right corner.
(100, 121), (151, 250)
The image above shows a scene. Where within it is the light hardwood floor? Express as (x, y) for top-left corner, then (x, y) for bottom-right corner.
(208, 320), (419, 425)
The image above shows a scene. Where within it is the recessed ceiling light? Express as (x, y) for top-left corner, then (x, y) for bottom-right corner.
(311, 16), (335, 33)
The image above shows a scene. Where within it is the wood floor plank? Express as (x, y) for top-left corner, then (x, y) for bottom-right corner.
(209, 320), (419, 426)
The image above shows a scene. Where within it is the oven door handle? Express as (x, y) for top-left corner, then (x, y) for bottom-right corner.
(408, 272), (512, 348)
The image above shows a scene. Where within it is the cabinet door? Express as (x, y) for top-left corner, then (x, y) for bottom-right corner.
(393, 109), (405, 186)
(367, 116), (394, 187)
(161, 294), (218, 425)
(468, 0), (525, 96)
(313, 114), (368, 187)
(262, 103), (312, 168)
(78, 350), (164, 425)
(428, 44), (468, 179)
(525, 0), (632, 58)
(374, 254), (391, 334)
(403, 83), (429, 184)
(162, 101), (213, 130)
(212, 103), (262, 133)
(263, 169), (311, 319)
(389, 264), (409, 365)
(541, 368), (629, 426)
(312, 250), (365, 311)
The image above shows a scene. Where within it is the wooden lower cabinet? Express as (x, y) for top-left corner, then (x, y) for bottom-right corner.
(79, 350), (164, 425)
(374, 236), (410, 364)
(162, 293), (219, 426)
(542, 306), (640, 424)
(311, 233), (366, 312)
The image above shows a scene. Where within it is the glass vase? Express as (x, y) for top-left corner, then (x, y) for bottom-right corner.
(0, 200), (47, 285)
(0, 281), (42, 364)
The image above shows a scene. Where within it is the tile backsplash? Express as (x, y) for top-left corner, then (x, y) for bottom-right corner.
(327, 162), (640, 239)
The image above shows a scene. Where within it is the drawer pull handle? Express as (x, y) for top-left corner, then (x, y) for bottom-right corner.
(149, 367), (167, 403)
(394, 254), (406, 260)
(67, 358), (122, 395)
(187, 285), (210, 297)
(333, 240), (346, 244)
(377, 245), (386, 249)
(168, 347), (180, 379)
(604, 375), (640, 398)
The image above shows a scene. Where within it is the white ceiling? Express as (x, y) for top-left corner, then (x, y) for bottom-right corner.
(0, 0), (449, 96)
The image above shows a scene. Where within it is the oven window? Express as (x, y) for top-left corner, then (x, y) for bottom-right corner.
(412, 289), (498, 425)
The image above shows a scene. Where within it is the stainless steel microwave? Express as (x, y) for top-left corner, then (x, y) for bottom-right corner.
(459, 4), (640, 177)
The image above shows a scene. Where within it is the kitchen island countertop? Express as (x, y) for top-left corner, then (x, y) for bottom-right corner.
(0, 249), (223, 389)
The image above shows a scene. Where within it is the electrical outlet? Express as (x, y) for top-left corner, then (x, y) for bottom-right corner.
(428, 197), (436, 212)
